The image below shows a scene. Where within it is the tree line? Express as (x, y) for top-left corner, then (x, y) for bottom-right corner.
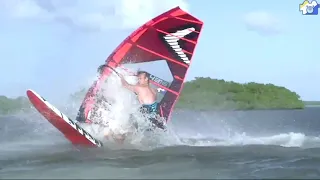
(0, 77), (305, 114)
(176, 77), (304, 110)
(0, 95), (31, 115)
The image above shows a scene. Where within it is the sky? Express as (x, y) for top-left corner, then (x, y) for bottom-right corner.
(0, 0), (319, 101)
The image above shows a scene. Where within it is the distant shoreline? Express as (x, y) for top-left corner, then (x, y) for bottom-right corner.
(304, 105), (320, 107)
(303, 101), (320, 107)
(175, 106), (319, 112)
(1, 78), (317, 115)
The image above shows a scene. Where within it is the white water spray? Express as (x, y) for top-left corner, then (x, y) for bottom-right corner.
(77, 67), (176, 148)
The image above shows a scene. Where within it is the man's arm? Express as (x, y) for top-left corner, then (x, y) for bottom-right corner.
(120, 75), (137, 93)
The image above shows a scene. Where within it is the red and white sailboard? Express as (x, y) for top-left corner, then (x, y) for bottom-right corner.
(76, 6), (204, 124)
(26, 89), (103, 147)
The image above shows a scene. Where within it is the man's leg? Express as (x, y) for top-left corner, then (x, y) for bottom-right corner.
(149, 116), (165, 130)
(145, 104), (166, 130)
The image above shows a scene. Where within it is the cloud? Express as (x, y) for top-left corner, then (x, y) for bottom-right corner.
(243, 11), (282, 35)
(0, 0), (189, 31)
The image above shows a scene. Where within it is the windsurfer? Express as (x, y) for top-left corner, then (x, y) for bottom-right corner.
(120, 71), (165, 130)
(103, 70), (165, 143)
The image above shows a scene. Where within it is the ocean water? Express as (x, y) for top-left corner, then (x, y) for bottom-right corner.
(1, 107), (320, 179)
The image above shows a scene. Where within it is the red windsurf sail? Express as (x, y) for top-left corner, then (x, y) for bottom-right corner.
(76, 6), (203, 124)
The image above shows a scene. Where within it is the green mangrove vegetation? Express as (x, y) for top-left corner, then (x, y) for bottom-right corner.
(0, 95), (31, 115)
(0, 77), (307, 115)
(176, 77), (304, 110)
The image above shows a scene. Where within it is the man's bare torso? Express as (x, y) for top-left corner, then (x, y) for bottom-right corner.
(135, 85), (157, 104)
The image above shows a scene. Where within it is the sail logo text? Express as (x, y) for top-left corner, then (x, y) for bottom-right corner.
(163, 27), (195, 65)
(149, 74), (170, 87)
